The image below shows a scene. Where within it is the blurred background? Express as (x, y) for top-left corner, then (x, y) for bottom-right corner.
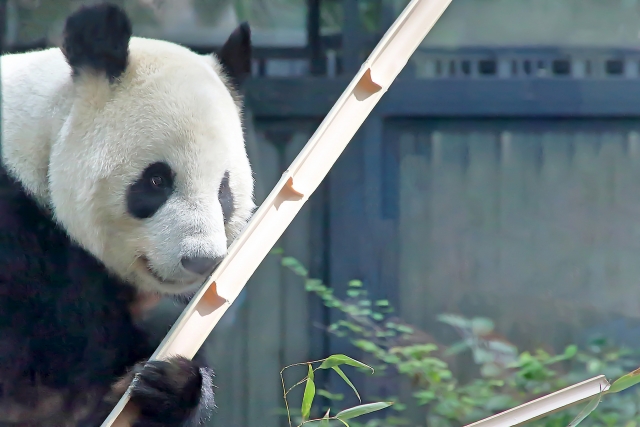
(6, 0), (640, 426)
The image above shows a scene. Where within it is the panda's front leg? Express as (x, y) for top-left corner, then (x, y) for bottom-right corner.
(128, 355), (215, 427)
(87, 355), (215, 427)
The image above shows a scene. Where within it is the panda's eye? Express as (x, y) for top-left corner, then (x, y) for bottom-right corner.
(150, 175), (164, 188)
(127, 162), (175, 220)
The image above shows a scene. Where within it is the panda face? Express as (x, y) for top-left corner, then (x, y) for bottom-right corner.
(43, 5), (255, 295)
(123, 158), (233, 292)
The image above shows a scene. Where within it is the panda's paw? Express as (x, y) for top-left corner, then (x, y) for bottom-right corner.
(130, 356), (215, 427)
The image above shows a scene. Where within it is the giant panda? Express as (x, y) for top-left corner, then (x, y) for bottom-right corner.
(0, 2), (256, 426)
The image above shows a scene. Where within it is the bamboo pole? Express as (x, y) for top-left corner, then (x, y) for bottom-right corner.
(100, 0), (453, 425)
(462, 375), (610, 427)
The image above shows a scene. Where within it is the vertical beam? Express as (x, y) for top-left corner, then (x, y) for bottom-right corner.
(327, 127), (367, 406)
(314, 177), (332, 412)
(307, 0), (324, 75)
(342, 0), (361, 74)
(245, 134), (285, 427)
(362, 113), (403, 401)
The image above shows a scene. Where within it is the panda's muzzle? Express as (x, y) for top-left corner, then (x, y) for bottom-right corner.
(138, 255), (177, 284)
(137, 254), (223, 289)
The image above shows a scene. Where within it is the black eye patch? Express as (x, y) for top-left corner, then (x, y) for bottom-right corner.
(218, 171), (234, 224)
(126, 161), (175, 219)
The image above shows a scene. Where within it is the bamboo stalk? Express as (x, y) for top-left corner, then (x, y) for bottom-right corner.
(462, 375), (610, 427)
(100, 0), (453, 425)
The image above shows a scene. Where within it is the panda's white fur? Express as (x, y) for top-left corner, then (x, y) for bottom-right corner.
(1, 35), (255, 295)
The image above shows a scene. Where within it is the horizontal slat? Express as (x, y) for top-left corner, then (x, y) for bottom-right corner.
(246, 77), (640, 117)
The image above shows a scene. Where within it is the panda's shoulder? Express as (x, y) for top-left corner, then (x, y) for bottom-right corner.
(0, 165), (134, 308)
(0, 165), (134, 321)
(0, 166), (67, 276)
(0, 167), (153, 383)
(1, 47), (70, 92)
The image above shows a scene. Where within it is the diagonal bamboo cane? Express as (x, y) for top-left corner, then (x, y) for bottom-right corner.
(462, 375), (610, 427)
(100, 0), (452, 424)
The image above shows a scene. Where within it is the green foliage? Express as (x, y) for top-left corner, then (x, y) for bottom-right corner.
(607, 367), (640, 394)
(336, 403), (395, 421)
(567, 394), (604, 427)
(319, 0), (386, 35)
(302, 365), (316, 421)
(280, 354), (393, 427)
(275, 250), (640, 427)
(319, 354), (374, 372)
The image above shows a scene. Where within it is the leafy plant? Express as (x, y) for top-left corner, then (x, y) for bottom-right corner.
(281, 354), (393, 426)
(273, 249), (640, 427)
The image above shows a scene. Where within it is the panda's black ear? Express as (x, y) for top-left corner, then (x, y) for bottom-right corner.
(217, 22), (252, 89)
(62, 3), (132, 82)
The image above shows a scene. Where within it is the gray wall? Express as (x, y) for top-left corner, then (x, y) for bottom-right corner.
(392, 119), (640, 351)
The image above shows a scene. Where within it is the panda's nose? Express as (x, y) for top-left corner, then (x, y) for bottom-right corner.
(181, 256), (223, 275)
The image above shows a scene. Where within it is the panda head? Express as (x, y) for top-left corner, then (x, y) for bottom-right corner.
(47, 3), (255, 295)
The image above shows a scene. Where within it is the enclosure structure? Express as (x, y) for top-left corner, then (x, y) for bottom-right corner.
(5, 0), (640, 426)
(244, 4), (640, 424)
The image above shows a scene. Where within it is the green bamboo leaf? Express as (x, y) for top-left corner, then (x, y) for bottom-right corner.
(566, 394), (602, 427)
(335, 402), (393, 421)
(545, 345), (578, 365)
(332, 366), (361, 402)
(608, 367), (640, 394)
(320, 409), (331, 427)
(319, 354), (374, 373)
(281, 256), (308, 276)
(301, 365), (316, 421)
(317, 389), (344, 401)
